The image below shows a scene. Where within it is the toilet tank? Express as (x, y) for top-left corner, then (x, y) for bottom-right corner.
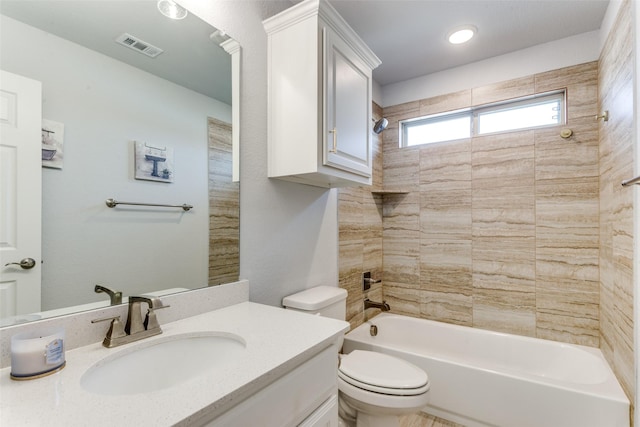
(282, 286), (347, 320)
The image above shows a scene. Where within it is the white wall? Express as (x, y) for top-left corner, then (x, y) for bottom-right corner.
(0, 15), (231, 309)
(180, 0), (340, 307)
(381, 30), (601, 107)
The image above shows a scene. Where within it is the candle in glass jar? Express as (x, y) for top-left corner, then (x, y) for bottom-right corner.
(11, 327), (65, 379)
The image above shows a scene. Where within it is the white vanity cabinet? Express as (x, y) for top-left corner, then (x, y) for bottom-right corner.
(264, 0), (381, 188)
(203, 346), (339, 427)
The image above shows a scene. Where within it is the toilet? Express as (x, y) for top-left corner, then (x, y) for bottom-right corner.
(283, 286), (430, 427)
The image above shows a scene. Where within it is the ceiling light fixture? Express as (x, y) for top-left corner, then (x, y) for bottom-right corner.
(448, 25), (477, 44)
(157, 0), (188, 20)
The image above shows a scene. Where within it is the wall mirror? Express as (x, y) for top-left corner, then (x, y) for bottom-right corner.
(0, 0), (239, 326)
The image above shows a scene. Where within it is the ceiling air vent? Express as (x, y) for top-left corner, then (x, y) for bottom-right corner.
(115, 33), (163, 58)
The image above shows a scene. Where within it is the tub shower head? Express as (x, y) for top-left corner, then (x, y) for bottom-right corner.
(373, 118), (388, 134)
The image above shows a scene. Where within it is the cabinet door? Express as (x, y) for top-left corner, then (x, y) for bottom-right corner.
(323, 27), (372, 178)
(202, 347), (337, 426)
(298, 395), (338, 427)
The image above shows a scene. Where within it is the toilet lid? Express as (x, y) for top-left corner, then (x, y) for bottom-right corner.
(339, 350), (429, 395)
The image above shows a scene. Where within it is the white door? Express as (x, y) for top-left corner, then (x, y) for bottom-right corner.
(323, 26), (372, 178)
(0, 70), (42, 317)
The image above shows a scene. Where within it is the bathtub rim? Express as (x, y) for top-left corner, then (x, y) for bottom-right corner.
(345, 313), (629, 405)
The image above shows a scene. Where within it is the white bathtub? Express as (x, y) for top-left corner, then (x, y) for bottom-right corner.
(342, 313), (629, 427)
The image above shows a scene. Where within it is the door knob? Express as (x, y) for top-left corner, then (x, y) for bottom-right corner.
(4, 258), (36, 269)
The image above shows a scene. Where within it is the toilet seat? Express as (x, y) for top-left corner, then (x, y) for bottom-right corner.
(339, 350), (429, 396)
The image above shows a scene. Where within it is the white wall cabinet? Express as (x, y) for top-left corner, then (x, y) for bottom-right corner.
(264, 0), (381, 188)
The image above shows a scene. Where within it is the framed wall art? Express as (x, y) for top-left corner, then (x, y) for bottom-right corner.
(134, 141), (174, 183)
(42, 119), (64, 169)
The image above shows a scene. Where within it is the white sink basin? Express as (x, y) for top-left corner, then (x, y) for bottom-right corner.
(80, 332), (246, 395)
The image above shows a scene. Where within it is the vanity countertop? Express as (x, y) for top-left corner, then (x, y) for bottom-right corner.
(0, 301), (349, 426)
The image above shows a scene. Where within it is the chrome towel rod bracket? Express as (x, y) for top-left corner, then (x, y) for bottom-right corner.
(105, 198), (193, 211)
(621, 175), (640, 187)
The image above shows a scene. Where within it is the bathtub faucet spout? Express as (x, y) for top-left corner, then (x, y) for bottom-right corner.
(364, 298), (390, 311)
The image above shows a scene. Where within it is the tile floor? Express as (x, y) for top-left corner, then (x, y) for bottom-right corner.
(400, 412), (464, 427)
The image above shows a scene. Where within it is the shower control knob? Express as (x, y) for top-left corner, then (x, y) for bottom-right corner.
(4, 258), (36, 270)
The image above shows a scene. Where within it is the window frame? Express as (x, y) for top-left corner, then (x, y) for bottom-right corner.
(399, 90), (566, 148)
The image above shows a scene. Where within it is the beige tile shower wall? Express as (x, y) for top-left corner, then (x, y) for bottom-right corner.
(381, 62), (600, 346)
(338, 104), (384, 329)
(208, 117), (240, 285)
(598, 0), (635, 409)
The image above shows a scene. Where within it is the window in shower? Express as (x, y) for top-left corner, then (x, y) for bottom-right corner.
(402, 110), (471, 147)
(400, 90), (565, 148)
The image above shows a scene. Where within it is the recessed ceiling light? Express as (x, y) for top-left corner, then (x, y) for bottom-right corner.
(157, 0), (188, 20)
(448, 25), (477, 44)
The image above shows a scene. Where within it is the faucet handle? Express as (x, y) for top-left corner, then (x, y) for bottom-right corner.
(143, 305), (170, 331)
(92, 315), (127, 347)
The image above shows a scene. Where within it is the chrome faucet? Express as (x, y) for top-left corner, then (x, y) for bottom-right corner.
(364, 298), (390, 311)
(92, 296), (170, 348)
(94, 284), (122, 305)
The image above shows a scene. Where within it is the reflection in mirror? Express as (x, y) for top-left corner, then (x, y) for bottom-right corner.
(0, 1), (239, 327)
